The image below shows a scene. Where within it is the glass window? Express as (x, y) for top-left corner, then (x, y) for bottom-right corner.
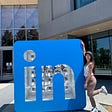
(110, 37), (112, 74)
(93, 37), (112, 76)
(0, 5), (39, 81)
(0, 7), (1, 46)
(1, 5), (38, 44)
(0, 30), (1, 46)
(1, 30), (13, 46)
(80, 0), (96, 7)
(0, 6), (1, 29)
(76, 0), (96, 8)
(14, 5), (26, 28)
(1, 6), (13, 29)
(26, 5), (38, 29)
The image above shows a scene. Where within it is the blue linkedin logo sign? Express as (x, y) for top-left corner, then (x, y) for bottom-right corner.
(14, 39), (86, 112)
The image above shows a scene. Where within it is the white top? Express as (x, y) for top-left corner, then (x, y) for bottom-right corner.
(84, 63), (93, 77)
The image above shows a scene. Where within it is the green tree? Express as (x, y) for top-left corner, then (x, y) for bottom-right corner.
(99, 48), (110, 68)
(27, 26), (39, 40)
(15, 26), (26, 41)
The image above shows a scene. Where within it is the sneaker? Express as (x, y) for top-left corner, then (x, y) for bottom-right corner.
(91, 107), (98, 112)
(101, 86), (108, 95)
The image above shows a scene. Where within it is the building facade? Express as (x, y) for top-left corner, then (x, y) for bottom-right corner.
(0, 0), (39, 81)
(38, 0), (112, 76)
(0, 0), (112, 81)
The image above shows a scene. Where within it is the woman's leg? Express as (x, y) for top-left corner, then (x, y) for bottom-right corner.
(92, 88), (102, 96)
(89, 95), (96, 108)
(92, 86), (108, 96)
(87, 76), (97, 108)
(87, 90), (96, 107)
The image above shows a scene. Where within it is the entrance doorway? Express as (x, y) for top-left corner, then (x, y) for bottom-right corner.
(0, 50), (13, 81)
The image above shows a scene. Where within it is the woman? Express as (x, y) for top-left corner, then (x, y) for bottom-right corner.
(84, 51), (108, 112)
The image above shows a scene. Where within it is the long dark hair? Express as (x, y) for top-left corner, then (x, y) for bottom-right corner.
(85, 51), (95, 73)
(85, 51), (94, 62)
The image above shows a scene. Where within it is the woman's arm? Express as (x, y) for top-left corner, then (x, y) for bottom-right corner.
(81, 41), (86, 56)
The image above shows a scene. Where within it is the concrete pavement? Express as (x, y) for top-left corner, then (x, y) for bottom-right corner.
(0, 83), (14, 107)
(84, 91), (109, 112)
(0, 79), (112, 112)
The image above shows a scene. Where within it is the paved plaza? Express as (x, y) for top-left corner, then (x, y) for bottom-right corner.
(0, 79), (112, 112)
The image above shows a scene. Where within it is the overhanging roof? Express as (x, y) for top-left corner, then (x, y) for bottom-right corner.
(39, 0), (112, 39)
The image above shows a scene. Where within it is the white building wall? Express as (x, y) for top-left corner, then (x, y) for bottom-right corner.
(38, 0), (112, 39)
(38, 0), (72, 26)
(38, 0), (52, 26)
(52, 0), (71, 19)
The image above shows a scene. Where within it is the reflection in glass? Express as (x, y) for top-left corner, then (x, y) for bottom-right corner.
(93, 37), (111, 75)
(26, 5), (38, 29)
(0, 6), (1, 46)
(14, 5), (26, 28)
(1, 6), (13, 29)
(79, 0), (96, 7)
(0, 5), (39, 44)
(27, 28), (39, 40)
(14, 26), (26, 41)
(0, 30), (1, 46)
(25, 66), (36, 102)
(1, 30), (13, 46)
(110, 37), (112, 74)
(0, 6), (1, 30)
(42, 64), (75, 101)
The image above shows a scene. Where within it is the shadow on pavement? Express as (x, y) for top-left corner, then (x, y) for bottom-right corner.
(0, 104), (15, 112)
(0, 79), (13, 83)
(0, 104), (90, 112)
(65, 110), (90, 112)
